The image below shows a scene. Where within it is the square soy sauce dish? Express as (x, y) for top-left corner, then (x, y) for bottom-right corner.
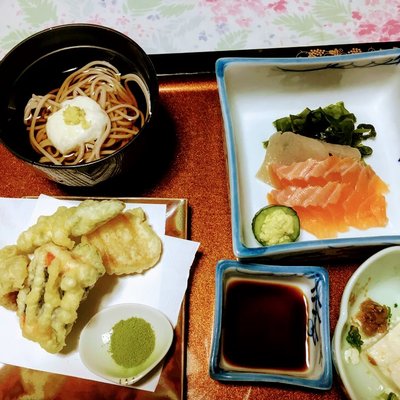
(209, 260), (332, 390)
(216, 49), (400, 261)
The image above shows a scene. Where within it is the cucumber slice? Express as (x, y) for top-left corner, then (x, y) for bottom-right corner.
(252, 205), (300, 246)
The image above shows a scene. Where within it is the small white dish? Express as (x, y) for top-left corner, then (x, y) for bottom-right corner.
(332, 246), (400, 399)
(216, 50), (400, 260)
(79, 303), (173, 386)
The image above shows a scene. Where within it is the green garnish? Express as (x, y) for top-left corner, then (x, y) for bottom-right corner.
(272, 101), (376, 156)
(346, 325), (364, 352)
(63, 105), (91, 129)
(252, 205), (300, 246)
(387, 393), (398, 400)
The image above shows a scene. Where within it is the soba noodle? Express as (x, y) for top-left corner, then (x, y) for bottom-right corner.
(23, 60), (150, 165)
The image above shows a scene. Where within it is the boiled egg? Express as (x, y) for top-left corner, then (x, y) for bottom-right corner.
(46, 96), (109, 155)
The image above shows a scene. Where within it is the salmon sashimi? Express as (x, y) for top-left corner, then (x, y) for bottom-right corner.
(269, 156), (366, 188)
(267, 155), (388, 238)
(268, 181), (350, 208)
(343, 166), (388, 229)
(256, 132), (361, 184)
(294, 206), (349, 239)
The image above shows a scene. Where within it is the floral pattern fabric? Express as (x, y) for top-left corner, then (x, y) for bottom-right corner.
(0, 0), (399, 59)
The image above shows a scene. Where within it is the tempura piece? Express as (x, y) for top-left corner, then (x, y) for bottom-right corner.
(16, 199), (125, 253)
(0, 245), (30, 310)
(17, 242), (105, 353)
(83, 207), (162, 275)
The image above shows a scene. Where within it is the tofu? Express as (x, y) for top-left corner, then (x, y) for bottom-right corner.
(366, 322), (400, 391)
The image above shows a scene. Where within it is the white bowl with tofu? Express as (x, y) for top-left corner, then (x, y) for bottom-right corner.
(332, 246), (400, 400)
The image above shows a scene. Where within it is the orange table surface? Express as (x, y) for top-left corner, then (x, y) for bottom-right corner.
(0, 74), (359, 399)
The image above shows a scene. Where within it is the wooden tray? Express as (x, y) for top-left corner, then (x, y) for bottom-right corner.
(1, 43), (394, 399)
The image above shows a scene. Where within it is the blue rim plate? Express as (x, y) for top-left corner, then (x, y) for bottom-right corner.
(209, 260), (332, 390)
(216, 49), (400, 260)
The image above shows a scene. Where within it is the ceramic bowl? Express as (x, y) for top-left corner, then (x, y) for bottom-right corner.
(0, 24), (158, 186)
(79, 303), (173, 386)
(332, 246), (400, 399)
(209, 260), (332, 390)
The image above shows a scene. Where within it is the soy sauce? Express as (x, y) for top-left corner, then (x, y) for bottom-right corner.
(221, 277), (309, 372)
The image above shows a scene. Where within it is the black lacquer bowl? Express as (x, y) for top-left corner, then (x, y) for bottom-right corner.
(0, 24), (159, 186)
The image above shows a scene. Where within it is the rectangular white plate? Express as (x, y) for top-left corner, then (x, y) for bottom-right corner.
(216, 49), (400, 260)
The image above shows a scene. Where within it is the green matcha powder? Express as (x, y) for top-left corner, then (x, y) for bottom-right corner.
(110, 317), (155, 368)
